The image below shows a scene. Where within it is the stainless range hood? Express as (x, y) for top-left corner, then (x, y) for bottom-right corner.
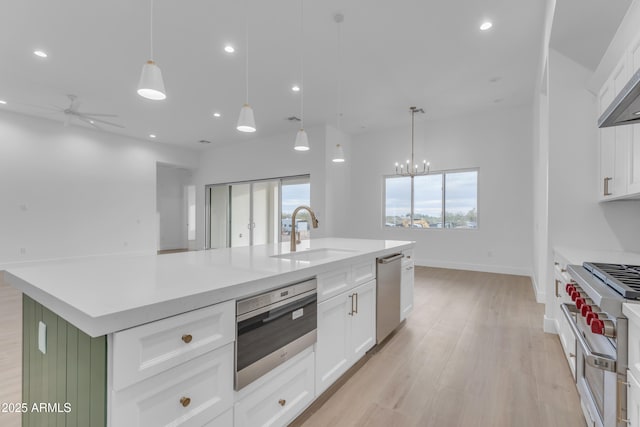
(598, 68), (640, 128)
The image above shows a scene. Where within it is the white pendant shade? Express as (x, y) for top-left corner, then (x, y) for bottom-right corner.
(137, 60), (166, 100)
(236, 104), (256, 132)
(332, 144), (345, 162)
(294, 129), (310, 151)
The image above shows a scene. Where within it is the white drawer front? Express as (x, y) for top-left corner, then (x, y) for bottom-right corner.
(234, 351), (315, 427)
(113, 300), (235, 390)
(402, 249), (414, 265)
(352, 260), (375, 286)
(203, 407), (233, 427)
(317, 268), (351, 302)
(111, 343), (234, 427)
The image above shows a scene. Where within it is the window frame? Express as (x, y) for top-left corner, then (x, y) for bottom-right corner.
(382, 167), (479, 231)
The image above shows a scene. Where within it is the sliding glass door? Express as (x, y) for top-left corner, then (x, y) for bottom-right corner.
(207, 177), (302, 249)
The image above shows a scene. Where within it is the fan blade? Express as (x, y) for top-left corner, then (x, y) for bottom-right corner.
(80, 116), (125, 129)
(79, 113), (119, 118)
(77, 116), (102, 130)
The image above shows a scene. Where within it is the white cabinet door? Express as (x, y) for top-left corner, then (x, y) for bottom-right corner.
(315, 292), (352, 395)
(599, 82), (616, 200)
(628, 371), (640, 427)
(349, 280), (376, 362)
(401, 263), (414, 321)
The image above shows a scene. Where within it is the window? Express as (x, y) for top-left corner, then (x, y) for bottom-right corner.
(384, 169), (478, 229)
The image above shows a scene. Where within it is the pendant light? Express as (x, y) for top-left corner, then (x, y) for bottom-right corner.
(394, 107), (430, 176)
(294, 0), (309, 151)
(237, 0), (256, 132)
(331, 14), (345, 163)
(137, 0), (166, 101)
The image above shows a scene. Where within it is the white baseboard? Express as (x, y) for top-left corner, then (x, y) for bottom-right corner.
(414, 258), (532, 277)
(543, 315), (558, 334)
(530, 275), (546, 304)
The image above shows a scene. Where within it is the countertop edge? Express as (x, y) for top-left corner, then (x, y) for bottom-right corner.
(6, 241), (414, 337)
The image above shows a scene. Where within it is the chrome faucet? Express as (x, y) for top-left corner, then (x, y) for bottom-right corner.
(290, 205), (319, 252)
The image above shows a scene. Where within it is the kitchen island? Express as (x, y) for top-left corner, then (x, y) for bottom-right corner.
(4, 237), (414, 427)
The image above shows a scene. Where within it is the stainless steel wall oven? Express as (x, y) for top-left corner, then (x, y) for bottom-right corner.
(235, 278), (317, 390)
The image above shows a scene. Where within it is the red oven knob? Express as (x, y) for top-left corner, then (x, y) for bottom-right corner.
(591, 319), (605, 335)
(586, 312), (599, 325)
(566, 284), (575, 295)
(580, 304), (592, 317)
(575, 298), (588, 309)
(571, 291), (580, 301)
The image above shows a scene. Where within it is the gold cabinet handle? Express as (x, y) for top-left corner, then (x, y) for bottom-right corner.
(180, 397), (191, 407)
(555, 280), (560, 298)
(278, 399), (286, 406)
(604, 177), (613, 196)
(181, 334), (193, 344)
(569, 353), (576, 358)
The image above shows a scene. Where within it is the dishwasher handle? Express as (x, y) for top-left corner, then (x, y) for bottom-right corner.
(378, 253), (403, 264)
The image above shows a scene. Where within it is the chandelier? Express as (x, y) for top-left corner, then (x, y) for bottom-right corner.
(395, 106), (430, 176)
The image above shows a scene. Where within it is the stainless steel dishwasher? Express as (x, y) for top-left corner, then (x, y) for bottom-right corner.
(376, 253), (403, 344)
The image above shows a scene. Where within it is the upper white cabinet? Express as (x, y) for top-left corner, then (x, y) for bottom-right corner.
(597, 33), (640, 201)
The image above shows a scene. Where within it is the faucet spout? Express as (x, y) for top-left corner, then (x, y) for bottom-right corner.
(290, 205), (319, 252)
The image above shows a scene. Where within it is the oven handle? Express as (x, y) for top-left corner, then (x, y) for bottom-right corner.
(560, 303), (617, 372)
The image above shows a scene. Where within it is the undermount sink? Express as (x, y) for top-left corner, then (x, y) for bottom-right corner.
(271, 248), (357, 262)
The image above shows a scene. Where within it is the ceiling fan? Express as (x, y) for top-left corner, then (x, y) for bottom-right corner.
(53, 94), (125, 129)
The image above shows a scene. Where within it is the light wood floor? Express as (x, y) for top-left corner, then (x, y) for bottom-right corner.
(0, 268), (584, 427)
(293, 267), (585, 427)
(0, 273), (21, 427)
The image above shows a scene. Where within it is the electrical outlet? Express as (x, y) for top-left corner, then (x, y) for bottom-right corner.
(38, 321), (46, 354)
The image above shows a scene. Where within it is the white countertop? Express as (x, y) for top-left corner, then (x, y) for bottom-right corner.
(554, 246), (640, 266)
(4, 238), (413, 337)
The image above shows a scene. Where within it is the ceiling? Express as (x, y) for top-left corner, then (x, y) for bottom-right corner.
(550, 0), (632, 71)
(0, 0), (548, 149)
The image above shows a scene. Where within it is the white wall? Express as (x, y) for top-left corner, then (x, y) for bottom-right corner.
(548, 50), (640, 252)
(0, 110), (198, 265)
(346, 106), (534, 276)
(156, 164), (193, 251)
(193, 125), (352, 250)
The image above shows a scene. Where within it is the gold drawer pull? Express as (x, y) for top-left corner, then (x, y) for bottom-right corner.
(278, 399), (286, 407)
(182, 334), (193, 344)
(180, 397), (191, 407)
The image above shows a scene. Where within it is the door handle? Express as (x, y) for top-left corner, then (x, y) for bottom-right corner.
(604, 177), (612, 196)
(353, 292), (358, 314)
(348, 294), (354, 316)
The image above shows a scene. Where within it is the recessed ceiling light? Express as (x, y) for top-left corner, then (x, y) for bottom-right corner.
(292, 85), (301, 92)
(89, 120), (94, 124)
(213, 112), (221, 118)
(149, 134), (156, 138)
(480, 22), (493, 31)
(224, 45), (235, 53)
(634, 111), (640, 116)
(0, 100), (6, 105)
(33, 50), (48, 58)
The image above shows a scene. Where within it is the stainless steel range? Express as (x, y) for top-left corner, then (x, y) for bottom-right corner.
(563, 262), (640, 427)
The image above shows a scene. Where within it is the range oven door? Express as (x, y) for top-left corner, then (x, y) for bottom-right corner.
(235, 286), (317, 390)
(561, 304), (625, 427)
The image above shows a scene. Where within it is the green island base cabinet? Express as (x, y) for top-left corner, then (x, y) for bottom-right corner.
(14, 239), (415, 427)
